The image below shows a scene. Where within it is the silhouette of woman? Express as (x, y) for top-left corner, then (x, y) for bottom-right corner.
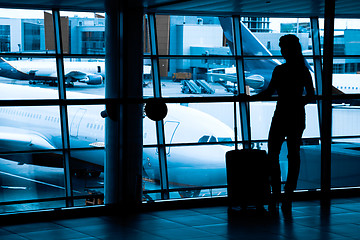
(256, 34), (315, 213)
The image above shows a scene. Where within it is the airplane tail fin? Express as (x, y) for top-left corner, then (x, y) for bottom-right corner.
(219, 17), (272, 56)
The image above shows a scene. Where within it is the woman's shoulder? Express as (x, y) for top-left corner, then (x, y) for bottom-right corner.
(275, 63), (287, 70)
(273, 64), (287, 74)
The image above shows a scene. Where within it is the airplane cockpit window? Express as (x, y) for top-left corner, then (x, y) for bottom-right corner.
(198, 135), (218, 143)
(209, 136), (217, 142)
(198, 135), (210, 143)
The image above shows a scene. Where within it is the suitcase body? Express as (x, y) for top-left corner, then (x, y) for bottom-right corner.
(226, 149), (270, 209)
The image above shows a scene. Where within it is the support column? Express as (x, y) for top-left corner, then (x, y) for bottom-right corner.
(104, 0), (143, 211)
(321, 0), (335, 206)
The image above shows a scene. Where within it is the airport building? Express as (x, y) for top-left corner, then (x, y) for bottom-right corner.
(1, 0), (360, 239)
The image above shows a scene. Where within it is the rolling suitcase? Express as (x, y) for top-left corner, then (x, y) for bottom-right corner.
(226, 149), (270, 211)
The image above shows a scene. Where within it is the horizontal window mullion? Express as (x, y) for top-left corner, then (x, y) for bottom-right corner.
(157, 55), (236, 59)
(143, 185), (228, 194)
(143, 136), (323, 148)
(0, 99), (106, 107)
(0, 147), (104, 155)
(0, 194), (103, 206)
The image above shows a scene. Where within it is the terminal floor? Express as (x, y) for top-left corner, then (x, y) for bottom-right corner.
(2, 198), (360, 239)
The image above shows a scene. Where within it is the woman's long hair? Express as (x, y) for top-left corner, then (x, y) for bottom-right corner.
(279, 34), (306, 68)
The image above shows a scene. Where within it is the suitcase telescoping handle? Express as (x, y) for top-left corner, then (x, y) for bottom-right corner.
(233, 94), (251, 150)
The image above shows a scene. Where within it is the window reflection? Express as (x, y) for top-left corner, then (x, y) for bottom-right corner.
(0, 151), (66, 213)
(331, 138), (360, 188)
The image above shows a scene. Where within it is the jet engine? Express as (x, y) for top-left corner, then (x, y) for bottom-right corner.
(81, 74), (103, 85)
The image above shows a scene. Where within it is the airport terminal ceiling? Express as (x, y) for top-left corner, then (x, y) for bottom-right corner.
(0, 0), (359, 17)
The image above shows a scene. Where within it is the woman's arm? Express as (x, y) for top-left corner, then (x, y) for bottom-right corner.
(255, 66), (278, 98)
(303, 68), (315, 105)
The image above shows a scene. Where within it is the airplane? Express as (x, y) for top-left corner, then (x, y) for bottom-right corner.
(0, 57), (105, 86)
(0, 83), (234, 198)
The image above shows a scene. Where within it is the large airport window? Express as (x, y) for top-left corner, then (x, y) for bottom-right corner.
(0, 5), (359, 212)
(0, 8), (107, 214)
(141, 14), (325, 202)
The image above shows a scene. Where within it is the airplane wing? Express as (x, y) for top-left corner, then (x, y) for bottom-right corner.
(0, 127), (55, 152)
(65, 71), (103, 85)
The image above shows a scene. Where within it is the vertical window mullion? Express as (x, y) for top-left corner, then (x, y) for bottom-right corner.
(233, 15), (251, 149)
(311, 17), (324, 134)
(53, 9), (73, 207)
(148, 13), (169, 200)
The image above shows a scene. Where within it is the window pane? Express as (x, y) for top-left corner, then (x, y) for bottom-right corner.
(67, 105), (105, 149)
(143, 147), (161, 202)
(242, 59), (279, 95)
(250, 102), (320, 191)
(166, 144), (230, 199)
(0, 9), (53, 53)
(157, 15), (233, 56)
(60, 11), (105, 55)
(332, 58), (360, 95)
(163, 103), (235, 145)
(243, 18), (311, 56)
(143, 14), (151, 55)
(160, 58), (236, 97)
(0, 151), (66, 213)
(143, 58), (153, 97)
(70, 149), (104, 207)
(0, 57), (60, 98)
(143, 116), (157, 146)
(0, 106), (63, 151)
(331, 138), (360, 189)
(332, 104), (360, 139)
(319, 18), (360, 56)
(62, 57), (105, 97)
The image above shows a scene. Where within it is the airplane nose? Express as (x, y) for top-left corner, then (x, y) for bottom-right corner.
(166, 145), (230, 186)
